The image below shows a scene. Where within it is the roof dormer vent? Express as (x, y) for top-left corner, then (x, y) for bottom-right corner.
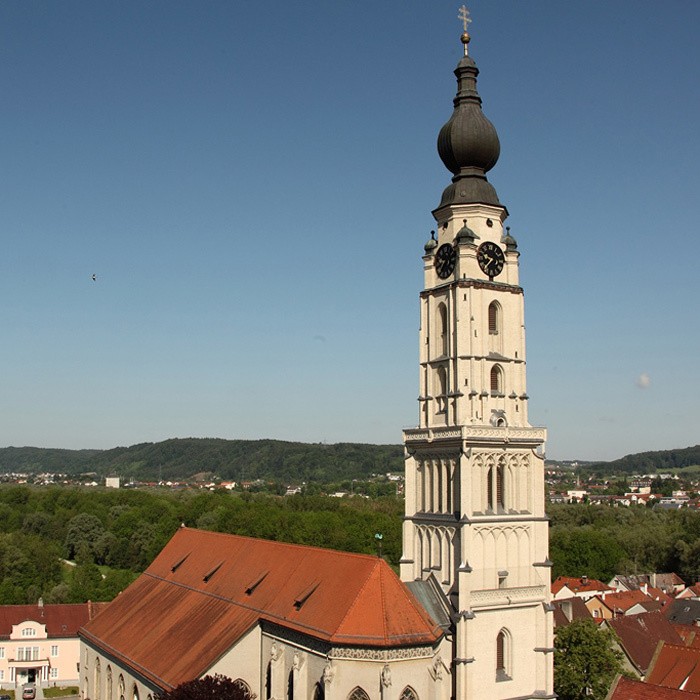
(293, 582), (319, 611)
(171, 553), (190, 573)
(203, 562), (223, 583)
(245, 571), (269, 596)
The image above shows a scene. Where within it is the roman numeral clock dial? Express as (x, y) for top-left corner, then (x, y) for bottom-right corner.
(435, 243), (457, 279)
(477, 241), (505, 279)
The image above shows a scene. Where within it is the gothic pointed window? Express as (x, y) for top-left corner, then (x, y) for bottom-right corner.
(233, 680), (253, 699)
(400, 688), (419, 700)
(438, 303), (448, 356)
(487, 466), (494, 511)
(491, 365), (503, 395)
(488, 301), (500, 334)
(287, 669), (294, 700)
(313, 683), (325, 700)
(497, 464), (505, 510)
(436, 366), (447, 414)
(94, 658), (101, 700)
(496, 629), (512, 681)
(347, 689), (370, 700)
(106, 666), (112, 700)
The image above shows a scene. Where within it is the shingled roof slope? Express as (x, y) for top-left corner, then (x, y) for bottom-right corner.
(647, 643), (700, 692)
(606, 675), (700, 700)
(605, 612), (683, 674)
(81, 528), (443, 690)
(0, 602), (105, 638)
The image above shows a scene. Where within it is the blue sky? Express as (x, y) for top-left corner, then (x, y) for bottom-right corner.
(1, 1), (698, 462)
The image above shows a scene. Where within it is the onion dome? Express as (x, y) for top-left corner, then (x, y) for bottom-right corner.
(424, 230), (438, 254)
(436, 34), (501, 209)
(455, 219), (479, 245)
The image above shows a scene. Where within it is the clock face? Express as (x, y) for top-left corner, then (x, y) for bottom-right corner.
(435, 244), (456, 279)
(477, 241), (505, 278)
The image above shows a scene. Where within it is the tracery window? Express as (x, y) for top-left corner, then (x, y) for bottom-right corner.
(347, 688), (370, 700)
(313, 682), (325, 700)
(233, 680), (252, 700)
(400, 687), (419, 700)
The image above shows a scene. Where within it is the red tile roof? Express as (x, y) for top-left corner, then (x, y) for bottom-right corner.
(552, 576), (613, 596)
(647, 643), (700, 692)
(672, 623), (700, 648)
(605, 612), (683, 674)
(81, 528), (443, 691)
(0, 602), (105, 638)
(600, 590), (650, 613)
(607, 675), (700, 699)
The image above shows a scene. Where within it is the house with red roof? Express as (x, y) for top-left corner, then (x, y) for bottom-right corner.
(552, 576), (613, 602)
(606, 674), (700, 700)
(646, 642), (700, 692)
(79, 528), (451, 700)
(0, 601), (106, 691)
(602, 612), (684, 678)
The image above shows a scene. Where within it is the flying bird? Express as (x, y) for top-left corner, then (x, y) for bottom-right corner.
(92, 274), (97, 281)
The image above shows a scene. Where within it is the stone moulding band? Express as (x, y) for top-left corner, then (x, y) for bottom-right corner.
(404, 426), (546, 442)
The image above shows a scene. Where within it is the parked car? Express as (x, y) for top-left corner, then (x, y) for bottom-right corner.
(0, 694), (12, 700)
(22, 687), (36, 700)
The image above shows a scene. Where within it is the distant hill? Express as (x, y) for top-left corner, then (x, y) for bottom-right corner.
(0, 438), (404, 483)
(584, 444), (700, 475)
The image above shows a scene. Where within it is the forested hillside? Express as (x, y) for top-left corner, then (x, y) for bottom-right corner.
(585, 444), (700, 476)
(0, 439), (404, 482)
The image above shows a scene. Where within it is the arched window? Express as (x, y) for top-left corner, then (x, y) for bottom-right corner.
(265, 662), (272, 700)
(118, 674), (125, 700)
(131, 684), (139, 700)
(400, 688), (419, 700)
(233, 680), (252, 700)
(436, 367), (447, 414)
(496, 629), (512, 680)
(347, 689), (370, 700)
(488, 301), (500, 334)
(487, 466), (494, 511)
(106, 666), (113, 700)
(94, 658), (101, 700)
(490, 365), (503, 394)
(497, 463), (505, 510)
(287, 669), (294, 700)
(438, 303), (448, 356)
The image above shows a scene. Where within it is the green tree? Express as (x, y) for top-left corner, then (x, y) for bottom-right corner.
(554, 619), (625, 700)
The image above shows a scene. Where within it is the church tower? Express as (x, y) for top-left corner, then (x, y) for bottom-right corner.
(400, 19), (554, 700)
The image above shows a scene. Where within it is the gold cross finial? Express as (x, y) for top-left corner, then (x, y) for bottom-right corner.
(458, 5), (471, 55)
(458, 5), (471, 33)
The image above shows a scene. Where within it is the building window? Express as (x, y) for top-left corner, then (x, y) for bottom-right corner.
(490, 364), (503, 394)
(50, 668), (58, 679)
(0, 670), (4, 681)
(51, 645), (59, 657)
(21, 628), (36, 637)
(436, 367), (447, 413)
(347, 689), (370, 700)
(400, 688), (419, 700)
(232, 680), (253, 700)
(496, 629), (512, 681)
(118, 674), (125, 700)
(438, 303), (448, 356)
(488, 301), (500, 334)
(95, 658), (102, 700)
(312, 683), (325, 700)
(497, 464), (505, 509)
(132, 684), (139, 700)
(107, 666), (113, 700)
(0, 647), (4, 658)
